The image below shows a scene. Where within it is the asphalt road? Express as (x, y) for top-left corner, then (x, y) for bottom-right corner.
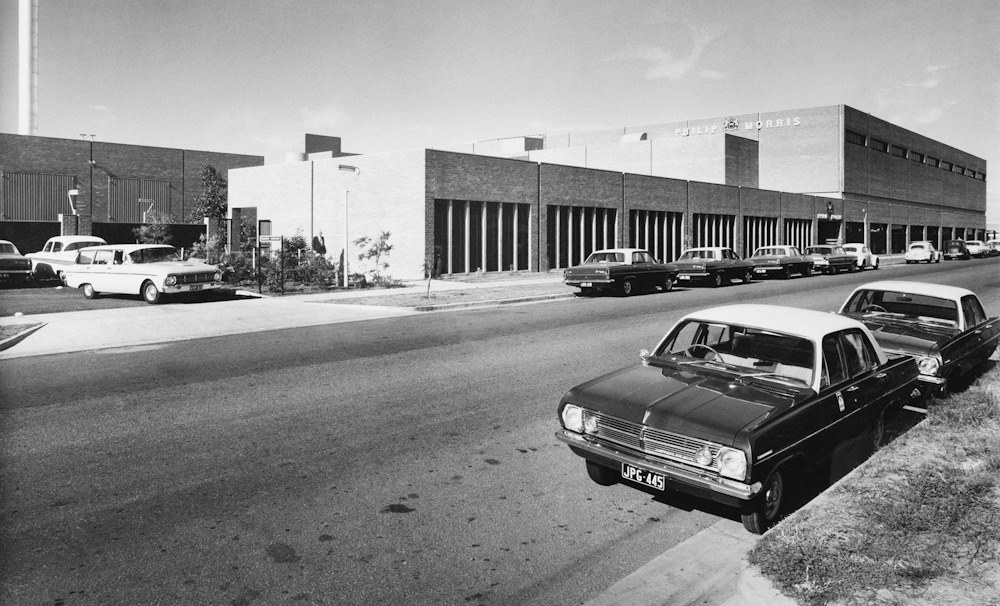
(1, 259), (998, 605)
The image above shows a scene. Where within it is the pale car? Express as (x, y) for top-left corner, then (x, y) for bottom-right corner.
(26, 235), (107, 282)
(750, 246), (813, 279)
(63, 244), (223, 304)
(839, 281), (1000, 397)
(0, 240), (33, 285)
(903, 241), (942, 264)
(964, 240), (988, 258)
(842, 243), (879, 270)
(556, 304), (923, 534)
(986, 240), (1000, 257)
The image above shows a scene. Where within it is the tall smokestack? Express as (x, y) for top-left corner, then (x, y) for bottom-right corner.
(18, 0), (39, 135)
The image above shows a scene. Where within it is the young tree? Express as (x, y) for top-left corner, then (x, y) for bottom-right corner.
(354, 231), (394, 279)
(132, 210), (174, 244)
(189, 165), (228, 221)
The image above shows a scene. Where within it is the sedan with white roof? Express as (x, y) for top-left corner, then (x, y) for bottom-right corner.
(556, 304), (923, 534)
(26, 235), (107, 282)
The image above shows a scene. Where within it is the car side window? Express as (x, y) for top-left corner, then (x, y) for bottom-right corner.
(93, 250), (114, 265)
(821, 335), (847, 389)
(961, 296), (986, 327)
(840, 330), (876, 377)
(52, 242), (63, 252)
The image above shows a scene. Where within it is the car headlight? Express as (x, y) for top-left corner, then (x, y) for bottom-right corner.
(164, 275), (177, 286)
(917, 356), (941, 376)
(717, 447), (747, 481)
(561, 404), (584, 433)
(214, 271), (222, 281)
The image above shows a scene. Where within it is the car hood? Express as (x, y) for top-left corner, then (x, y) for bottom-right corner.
(565, 364), (792, 445)
(566, 262), (624, 272)
(150, 260), (219, 272)
(845, 313), (958, 355)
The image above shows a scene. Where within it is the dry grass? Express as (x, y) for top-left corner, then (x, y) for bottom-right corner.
(749, 365), (1000, 605)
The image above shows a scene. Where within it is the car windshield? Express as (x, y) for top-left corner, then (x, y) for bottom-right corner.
(65, 241), (103, 251)
(0, 243), (19, 254)
(753, 248), (785, 257)
(584, 252), (624, 263)
(678, 250), (716, 260)
(842, 289), (958, 327)
(654, 319), (814, 386)
(128, 247), (180, 263)
(805, 247), (831, 254)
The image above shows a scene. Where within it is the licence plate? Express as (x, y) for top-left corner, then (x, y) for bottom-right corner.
(189, 284), (203, 291)
(754, 268), (766, 274)
(622, 463), (665, 490)
(581, 282), (592, 287)
(678, 275), (690, 280)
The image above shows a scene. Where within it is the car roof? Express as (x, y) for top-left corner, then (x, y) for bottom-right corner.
(848, 280), (975, 301)
(46, 235), (107, 243)
(589, 248), (648, 255)
(680, 304), (863, 341)
(682, 246), (729, 252)
(82, 244), (175, 252)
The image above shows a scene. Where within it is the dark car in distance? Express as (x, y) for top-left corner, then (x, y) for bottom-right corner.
(838, 281), (1000, 397)
(750, 245), (813, 279)
(672, 247), (755, 287)
(943, 239), (971, 260)
(556, 304), (923, 534)
(804, 245), (857, 275)
(563, 248), (679, 296)
(0, 240), (32, 285)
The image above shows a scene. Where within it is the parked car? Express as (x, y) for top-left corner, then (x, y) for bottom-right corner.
(749, 246), (813, 279)
(943, 239), (971, 260)
(964, 240), (988, 258)
(556, 304), (923, 534)
(838, 281), (1000, 397)
(563, 248), (679, 296)
(62, 244), (223, 304)
(0, 239), (32, 285)
(26, 235), (108, 282)
(842, 243), (879, 270)
(903, 241), (942, 264)
(986, 240), (1000, 257)
(672, 247), (754, 287)
(803, 245), (856, 275)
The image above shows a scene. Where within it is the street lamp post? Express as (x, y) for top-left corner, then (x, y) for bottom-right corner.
(338, 164), (360, 288)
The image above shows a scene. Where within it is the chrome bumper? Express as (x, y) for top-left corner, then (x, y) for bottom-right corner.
(555, 429), (761, 501)
(917, 374), (947, 385)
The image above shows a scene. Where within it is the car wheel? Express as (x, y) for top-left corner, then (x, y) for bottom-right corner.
(872, 411), (887, 450)
(873, 259), (879, 269)
(782, 266), (792, 280)
(741, 269), (753, 284)
(586, 460), (618, 486)
(56, 270), (67, 284)
(662, 275), (675, 292)
(621, 278), (635, 297)
(712, 272), (724, 288)
(741, 469), (785, 534)
(848, 261), (857, 273)
(935, 256), (941, 263)
(142, 281), (162, 304)
(81, 283), (97, 299)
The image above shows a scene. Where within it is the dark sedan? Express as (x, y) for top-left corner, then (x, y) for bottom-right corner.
(838, 281), (999, 397)
(563, 248), (678, 296)
(556, 304), (923, 534)
(0, 240), (32, 285)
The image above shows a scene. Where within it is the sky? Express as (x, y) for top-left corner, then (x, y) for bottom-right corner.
(2, 0), (998, 222)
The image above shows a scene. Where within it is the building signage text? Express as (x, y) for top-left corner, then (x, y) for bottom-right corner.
(676, 116), (802, 137)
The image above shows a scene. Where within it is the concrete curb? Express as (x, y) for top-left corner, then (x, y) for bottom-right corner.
(0, 322), (47, 351)
(411, 291), (575, 312)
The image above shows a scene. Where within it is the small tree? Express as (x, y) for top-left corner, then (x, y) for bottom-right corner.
(189, 165), (228, 221)
(354, 231), (394, 281)
(133, 210), (174, 245)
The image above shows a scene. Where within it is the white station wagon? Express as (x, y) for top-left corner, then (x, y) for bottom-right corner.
(63, 244), (223, 304)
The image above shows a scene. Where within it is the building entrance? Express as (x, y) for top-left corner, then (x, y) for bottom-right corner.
(817, 219), (841, 244)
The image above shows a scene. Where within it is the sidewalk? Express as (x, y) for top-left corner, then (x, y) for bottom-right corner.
(0, 270), (795, 605)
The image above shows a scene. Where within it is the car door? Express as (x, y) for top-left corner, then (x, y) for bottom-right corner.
(631, 251), (653, 288)
(836, 330), (895, 432)
(88, 249), (117, 292)
(959, 296), (998, 368)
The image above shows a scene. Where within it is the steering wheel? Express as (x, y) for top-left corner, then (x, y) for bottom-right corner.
(862, 304), (887, 313)
(684, 343), (720, 361)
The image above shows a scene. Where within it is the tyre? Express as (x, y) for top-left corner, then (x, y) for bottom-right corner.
(872, 411), (887, 450)
(873, 258), (880, 269)
(741, 269), (753, 284)
(586, 460), (618, 486)
(142, 281), (162, 304)
(82, 283), (97, 299)
(712, 272), (724, 288)
(620, 278), (635, 297)
(741, 469), (785, 534)
(782, 266), (792, 280)
(56, 270), (67, 285)
(662, 275), (675, 293)
(848, 261), (857, 273)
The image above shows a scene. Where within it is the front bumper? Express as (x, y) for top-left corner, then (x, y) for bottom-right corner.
(164, 282), (223, 294)
(555, 428), (761, 503)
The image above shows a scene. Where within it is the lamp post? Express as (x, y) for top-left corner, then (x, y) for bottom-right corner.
(338, 164), (360, 287)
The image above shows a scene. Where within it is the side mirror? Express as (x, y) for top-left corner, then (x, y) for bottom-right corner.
(640, 349), (651, 365)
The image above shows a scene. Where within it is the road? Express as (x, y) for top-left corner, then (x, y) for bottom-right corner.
(1, 260), (998, 605)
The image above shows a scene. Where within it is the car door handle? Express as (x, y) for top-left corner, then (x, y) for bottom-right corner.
(876, 372), (887, 379)
(845, 386), (860, 392)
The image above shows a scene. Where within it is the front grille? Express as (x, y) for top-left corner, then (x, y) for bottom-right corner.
(175, 272), (216, 285)
(583, 411), (722, 472)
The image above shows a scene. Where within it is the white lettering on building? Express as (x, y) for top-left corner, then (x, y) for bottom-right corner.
(676, 116), (801, 136)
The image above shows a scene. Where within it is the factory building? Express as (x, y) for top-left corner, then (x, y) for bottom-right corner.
(229, 104), (986, 281)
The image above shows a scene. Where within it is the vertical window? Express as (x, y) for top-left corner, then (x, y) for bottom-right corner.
(868, 138), (888, 153)
(822, 335), (848, 388)
(961, 296), (986, 327)
(845, 130), (866, 146)
(840, 330), (876, 377)
(891, 145), (907, 158)
(926, 156), (940, 167)
(910, 151), (924, 163)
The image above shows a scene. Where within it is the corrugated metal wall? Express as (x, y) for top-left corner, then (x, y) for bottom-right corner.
(1, 171), (77, 220)
(108, 178), (173, 222)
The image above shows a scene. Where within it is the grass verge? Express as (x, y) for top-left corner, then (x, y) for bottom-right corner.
(749, 363), (1000, 605)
